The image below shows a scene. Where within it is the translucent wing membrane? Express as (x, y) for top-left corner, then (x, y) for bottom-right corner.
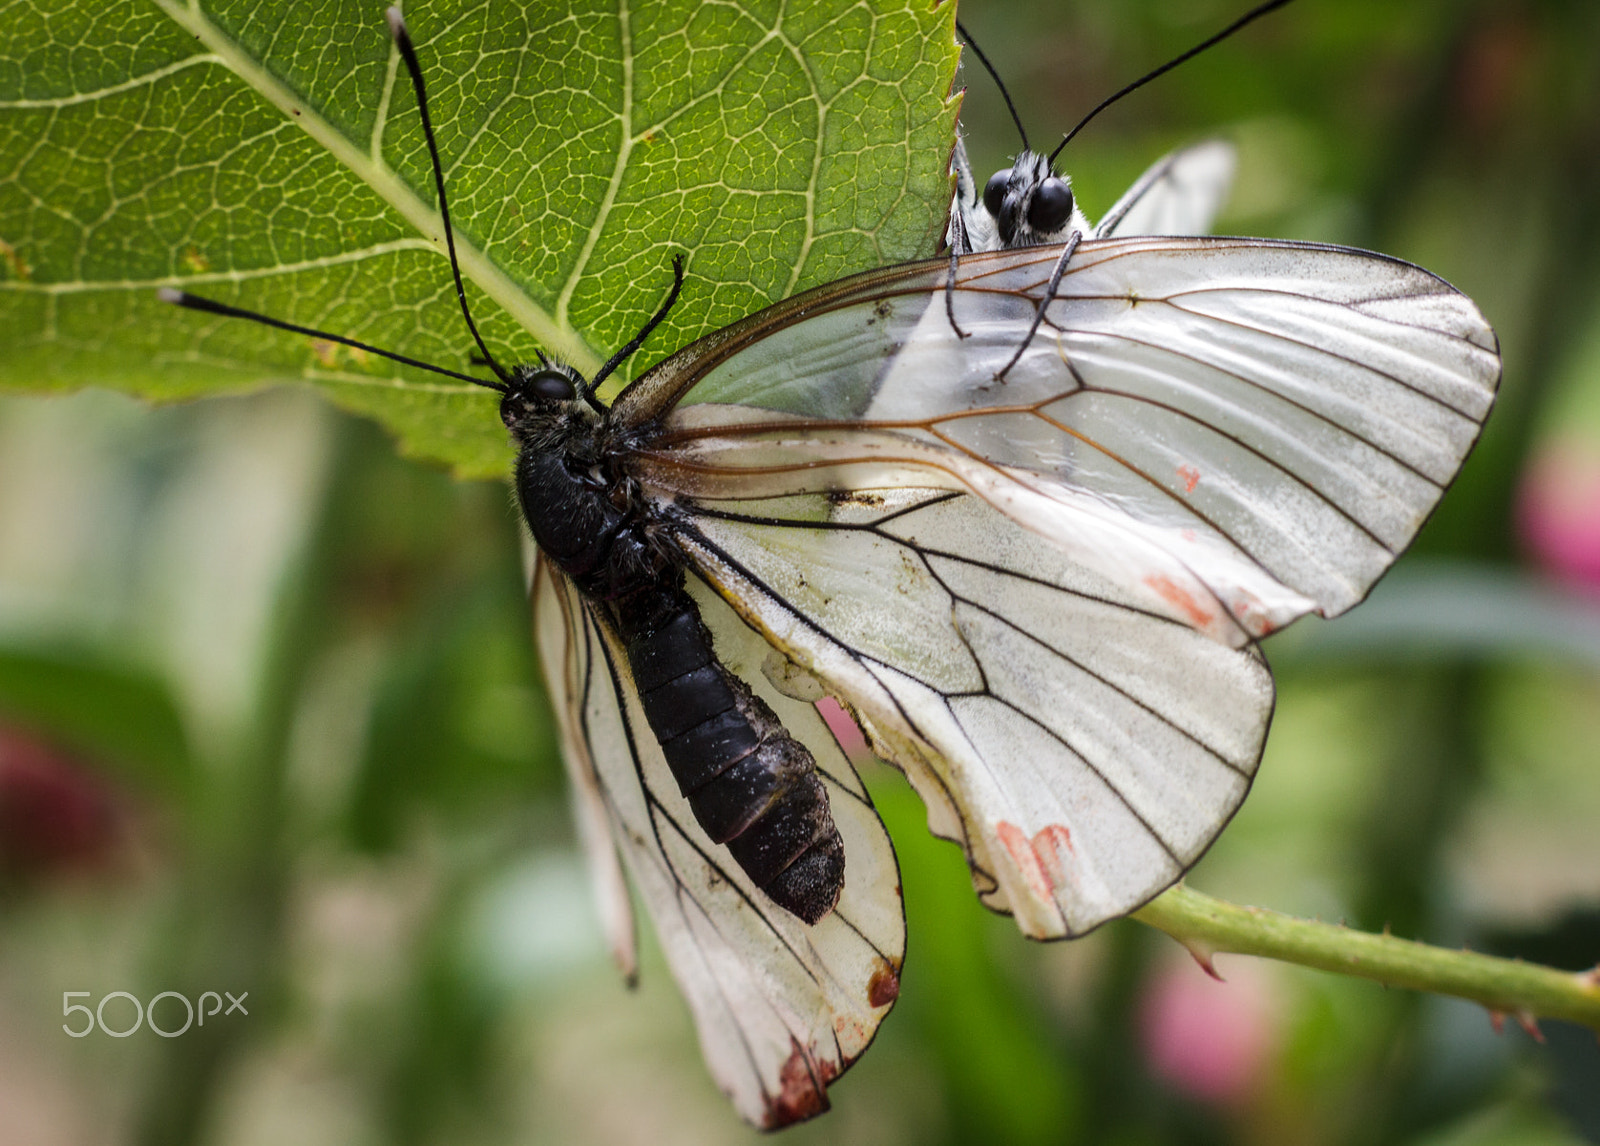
(613, 235), (1498, 934)
(1095, 141), (1237, 239)
(631, 238), (1499, 642)
(533, 558), (903, 1128)
(675, 491), (1274, 937)
(947, 139), (1235, 254)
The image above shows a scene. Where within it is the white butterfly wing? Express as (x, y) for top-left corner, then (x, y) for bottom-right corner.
(532, 557), (904, 1129)
(617, 236), (1498, 935)
(946, 135), (997, 254)
(675, 490), (1274, 937)
(638, 239), (1499, 642)
(1095, 140), (1237, 239)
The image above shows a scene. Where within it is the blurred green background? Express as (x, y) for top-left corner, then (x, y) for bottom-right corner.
(2, 0), (1599, 1143)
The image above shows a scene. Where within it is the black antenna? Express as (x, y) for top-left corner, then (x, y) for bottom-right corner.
(1050, 0), (1295, 163)
(956, 21), (1030, 153)
(158, 288), (506, 391)
(386, 6), (512, 385)
(590, 255), (686, 392)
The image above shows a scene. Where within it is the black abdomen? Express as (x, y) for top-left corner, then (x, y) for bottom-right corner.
(517, 448), (845, 924)
(615, 585), (844, 924)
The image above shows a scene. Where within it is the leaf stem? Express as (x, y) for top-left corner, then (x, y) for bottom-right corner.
(1133, 883), (1600, 1032)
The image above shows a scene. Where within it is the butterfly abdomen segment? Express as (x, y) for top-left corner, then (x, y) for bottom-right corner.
(615, 585), (845, 924)
(515, 436), (845, 925)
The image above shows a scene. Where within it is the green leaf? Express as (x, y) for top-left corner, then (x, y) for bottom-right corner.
(0, 0), (960, 477)
(1266, 562), (1600, 669)
(0, 644), (193, 794)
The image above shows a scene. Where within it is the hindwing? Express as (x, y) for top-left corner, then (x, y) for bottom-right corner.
(1095, 140), (1238, 239)
(948, 138), (1237, 254)
(532, 556), (904, 1128)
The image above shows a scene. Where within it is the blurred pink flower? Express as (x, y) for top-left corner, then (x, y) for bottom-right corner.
(1139, 956), (1279, 1107)
(1452, 16), (1536, 137)
(818, 697), (871, 763)
(1517, 443), (1600, 594)
(0, 728), (119, 879)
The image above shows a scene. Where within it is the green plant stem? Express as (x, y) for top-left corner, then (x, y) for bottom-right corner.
(1133, 883), (1600, 1032)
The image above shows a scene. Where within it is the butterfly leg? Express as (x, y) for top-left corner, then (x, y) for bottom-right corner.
(994, 230), (1080, 381)
(943, 244), (971, 339)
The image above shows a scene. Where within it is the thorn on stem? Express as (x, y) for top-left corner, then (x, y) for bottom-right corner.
(1516, 1011), (1546, 1044)
(1488, 1009), (1506, 1035)
(1181, 938), (1223, 981)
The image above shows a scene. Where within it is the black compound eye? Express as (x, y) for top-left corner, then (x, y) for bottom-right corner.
(528, 369), (576, 401)
(1027, 177), (1074, 234)
(982, 169), (1011, 218)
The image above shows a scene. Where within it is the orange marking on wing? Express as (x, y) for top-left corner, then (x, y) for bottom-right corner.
(1229, 588), (1280, 638)
(867, 961), (901, 1008)
(1035, 824), (1073, 851)
(765, 1039), (837, 1129)
(833, 1014), (868, 1046)
(1177, 464), (1201, 494)
(997, 820), (1054, 901)
(1145, 574), (1216, 628)
(1030, 824), (1076, 892)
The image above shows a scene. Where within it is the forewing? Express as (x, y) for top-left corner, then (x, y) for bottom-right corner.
(631, 238), (1500, 643)
(671, 491), (1274, 938)
(1096, 141), (1237, 239)
(531, 557), (903, 1130)
(946, 134), (997, 255)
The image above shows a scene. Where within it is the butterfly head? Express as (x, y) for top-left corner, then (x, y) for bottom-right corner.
(982, 150), (1087, 246)
(501, 359), (594, 438)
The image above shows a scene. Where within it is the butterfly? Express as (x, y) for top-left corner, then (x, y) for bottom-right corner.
(944, 0), (1289, 257)
(163, 5), (1500, 1130)
(949, 134), (1238, 252)
(936, 14), (1244, 351)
